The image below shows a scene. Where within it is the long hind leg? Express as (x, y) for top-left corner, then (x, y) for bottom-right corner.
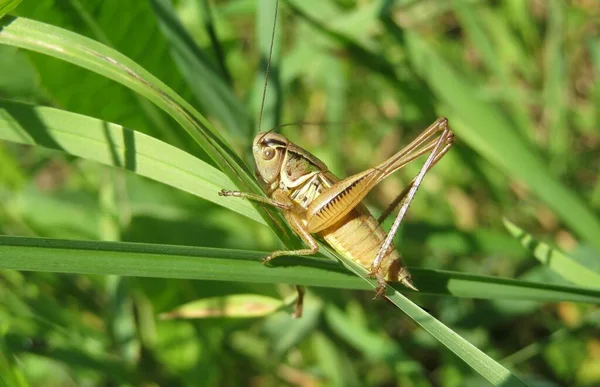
(370, 121), (454, 287)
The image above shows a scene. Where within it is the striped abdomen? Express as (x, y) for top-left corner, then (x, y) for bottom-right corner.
(317, 203), (412, 284)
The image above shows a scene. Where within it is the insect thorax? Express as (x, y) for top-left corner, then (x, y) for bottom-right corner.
(279, 150), (333, 209)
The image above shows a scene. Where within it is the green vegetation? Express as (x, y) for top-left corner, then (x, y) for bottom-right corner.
(0, 0), (599, 385)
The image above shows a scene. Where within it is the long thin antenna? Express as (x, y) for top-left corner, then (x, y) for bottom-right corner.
(274, 121), (347, 131)
(257, 0), (279, 132)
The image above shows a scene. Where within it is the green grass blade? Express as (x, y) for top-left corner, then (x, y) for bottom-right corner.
(199, 0), (232, 85)
(0, 16), (299, 247)
(504, 219), (600, 289)
(0, 100), (263, 224)
(384, 293), (527, 386)
(0, 0), (21, 18)
(0, 16), (234, 176)
(323, 247), (529, 387)
(160, 294), (286, 319)
(0, 235), (362, 289)
(452, 2), (534, 136)
(543, 0), (569, 169)
(412, 268), (600, 304)
(14, 0), (197, 152)
(1, 236), (599, 304)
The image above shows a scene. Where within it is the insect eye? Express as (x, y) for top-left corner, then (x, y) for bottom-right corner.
(262, 147), (276, 160)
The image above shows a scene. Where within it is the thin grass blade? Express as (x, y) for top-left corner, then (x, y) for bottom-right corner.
(0, 100), (263, 224)
(504, 219), (600, 289)
(1, 236), (599, 304)
(0, 16), (299, 247)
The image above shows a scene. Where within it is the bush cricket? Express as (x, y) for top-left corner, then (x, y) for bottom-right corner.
(219, 0), (454, 316)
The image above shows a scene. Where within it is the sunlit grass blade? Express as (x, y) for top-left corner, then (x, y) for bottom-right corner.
(15, 0), (199, 154)
(0, 16), (233, 168)
(0, 16), (299, 247)
(0, 235), (362, 289)
(0, 0), (21, 18)
(383, 294), (527, 386)
(0, 100), (263, 224)
(1, 236), (599, 304)
(504, 219), (600, 289)
(321, 247), (528, 387)
(411, 268), (600, 304)
(160, 294), (287, 319)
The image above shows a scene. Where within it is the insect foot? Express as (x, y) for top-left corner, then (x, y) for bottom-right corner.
(260, 255), (274, 265)
(373, 272), (388, 299)
(366, 264), (380, 278)
(218, 189), (235, 196)
(291, 285), (305, 319)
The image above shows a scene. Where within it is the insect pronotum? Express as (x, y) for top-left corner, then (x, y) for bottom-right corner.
(219, 0), (454, 316)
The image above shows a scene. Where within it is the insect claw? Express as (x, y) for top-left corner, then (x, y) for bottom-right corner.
(260, 255), (273, 264)
(367, 264), (380, 278)
(373, 283), (387, 299)
(372, 272), (387, 299)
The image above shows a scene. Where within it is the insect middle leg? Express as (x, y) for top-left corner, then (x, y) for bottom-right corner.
(219, 189), (315, 318)
(219, 189), (319, 263)
(261, 211), (319, 263)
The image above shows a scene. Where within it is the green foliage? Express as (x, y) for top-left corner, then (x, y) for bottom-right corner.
(0, 0), (21, 18)
(1, 0), (599, 385)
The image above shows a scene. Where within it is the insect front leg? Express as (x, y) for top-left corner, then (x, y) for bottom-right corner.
(373, 271), (388, 299)
(261, 210), (319, 264)
(221, 189), (319, 262)
(219, 189), (292, 210)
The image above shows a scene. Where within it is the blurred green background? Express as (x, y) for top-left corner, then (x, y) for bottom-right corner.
(1, 0), (599, 385)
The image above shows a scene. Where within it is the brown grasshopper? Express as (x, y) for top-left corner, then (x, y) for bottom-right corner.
(219, 0), (454, 314)
(220, 119), (453, 292)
